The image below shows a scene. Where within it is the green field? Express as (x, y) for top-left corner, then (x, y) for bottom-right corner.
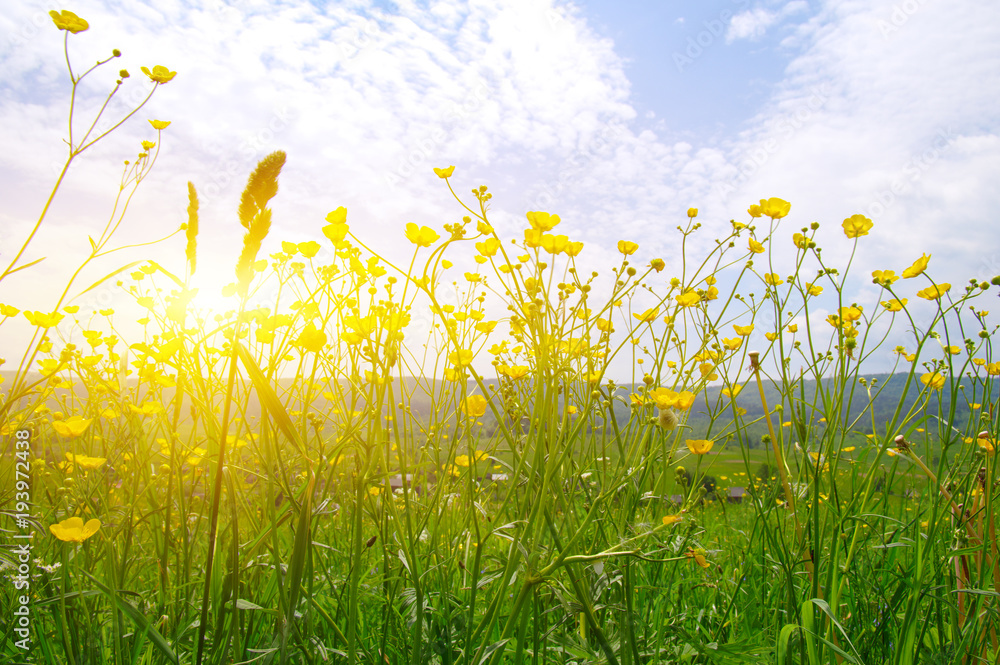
(2, 14), (1000, 665)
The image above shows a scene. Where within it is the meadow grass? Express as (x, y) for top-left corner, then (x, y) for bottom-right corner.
(2, 13), (999, 665)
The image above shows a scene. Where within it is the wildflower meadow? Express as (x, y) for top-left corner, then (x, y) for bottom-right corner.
(2, 11), (999, 665)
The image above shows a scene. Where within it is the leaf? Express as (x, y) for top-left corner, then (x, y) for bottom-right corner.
(79, 571), (179, 664)
(235, 341), (306, 457)
(236, 598), (266, 611)
(477, 639), (512, 665)
(7, 256), (47, 275)
(71, 260), (147, 300)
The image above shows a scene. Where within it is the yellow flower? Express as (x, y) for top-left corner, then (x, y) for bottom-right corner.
(566, 241), (584, 256)
(687, 208), (698, 218)
(872, 270), (898, 287)
(687, 548), (710, 568)
(765, 332), (778, 341)
(686, 439), (713, 455)
(617, 240), (638, 255)
(917, 284), (950, 300)
(50, 517), (101, 543)
(51, 416), (92, 439)
(977, 432), (996, 453)
(449, 349), (473, 367)
(463, 395), (488, 418)
(662, 514), (682, 526)
(881, 298), (907, 312)
(920, 372), (946, 390)
(476, 237), (502, 256)
(943, 345), (960, 355)
(633, 307), (659, 324)
(523, 228), (543, 248)
(501, 365), (529, 380)
(764, 273), (783, 286)
(64, 452), (106, 469)
(748, 238), (765, 254)
(295, 323), (327, 352)
(698, 363), (718, 380)
(455, 450), (488, 467)
(787, 324), (798, 333)
(433, 165), (455, 178)
(49, 10), (89, 33)
(792, 233), (809, 249)
(805, 283), (823, 296)
(540, 234), (569, 254)
(839, 305), (863, 322)
(526, 211), (560, 232)
(148, 119), (171, 130)
(129, 402), (163, 416)
(405, 223), (439, 247)
(721, 384), (742, 398)
(141, 65), (177, 84)
(902, 254), (930, 279)
(842, 214), (873, 238)
(298, 241), (321, 258)
(760, 198), (791, 219)
(722, 337), (742, 351)
(23, 310), (65, 328)
(675, 291), (701, 307)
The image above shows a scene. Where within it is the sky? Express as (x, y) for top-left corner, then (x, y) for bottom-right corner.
(1, 0), (999, 381)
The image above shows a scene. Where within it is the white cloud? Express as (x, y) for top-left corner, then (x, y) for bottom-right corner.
(0, 0), (997, 377)
(726, 2), (809, 43)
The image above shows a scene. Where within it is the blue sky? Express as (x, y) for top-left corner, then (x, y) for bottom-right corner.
(1, 0), (999, 378)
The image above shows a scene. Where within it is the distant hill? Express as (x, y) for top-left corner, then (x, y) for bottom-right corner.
(3, 369), (986, 445)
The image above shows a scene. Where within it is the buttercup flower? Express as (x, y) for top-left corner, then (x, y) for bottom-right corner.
(633, 307), (659, 323)
(675, 291), (701, 307)
(405, 223), (439, 247)
(617, 240), (638, 255)
(141, 65), (176, 84)
(916, 284), (950, 300)
(64, 452), (106, 469)
(748, 238), (765, 254)
(872, 270), (899, 287)
(686, 439), (714, 455)
(687, 208), (698, 218)
(842, 214), (873, 238)
(733, 324), (754, 336)
(526, 211), (560, 232)
(687, 548), (710, 568)
(433, 165), (455, 178)
(51, 416), (92, 439)
(920, 372), (946, 390)
(463, 395), (488, 418)
(760, 198), (791, 219)
(881, 298), (907, 312)
(50, 517), (101, 543)
(50, 10), (89, 33)
(148, 119), (171, 130)
(902, 254), (930, 279)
